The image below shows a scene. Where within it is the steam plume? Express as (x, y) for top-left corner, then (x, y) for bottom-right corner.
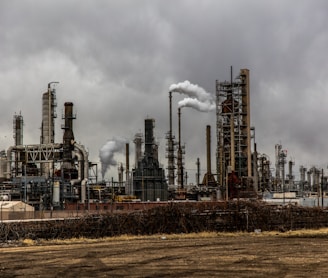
(99, 137), (126, 179)
(169, 80), (215, 112)
(178, 98), (216, 112)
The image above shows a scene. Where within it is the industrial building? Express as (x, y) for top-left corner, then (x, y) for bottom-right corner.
(0, 68), (326, 214)
(132, 119), (168, 201)
(0, 82), (170, 210)
(0, 83), (89, 210)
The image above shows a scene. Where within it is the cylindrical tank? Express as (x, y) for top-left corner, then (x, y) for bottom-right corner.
(52, 181), (60, 206)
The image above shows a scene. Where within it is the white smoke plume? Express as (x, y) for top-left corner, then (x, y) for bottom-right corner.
(178, 98), (216, 112)
(99, 137), (127, 179)
(169, 80), (215, 112)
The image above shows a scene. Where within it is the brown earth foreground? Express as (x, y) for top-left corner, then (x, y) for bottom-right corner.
(1, 231), (328, 278)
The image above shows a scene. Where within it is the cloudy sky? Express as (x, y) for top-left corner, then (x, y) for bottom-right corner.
(1, 0), (328, 182)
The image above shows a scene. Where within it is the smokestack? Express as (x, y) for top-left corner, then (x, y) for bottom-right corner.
(177, 108), (183, 188)
(62, 102), (75, 165)
(170, 92), (172, 142)
(126, 143), (129, 179)
(118, 163), (124, 184)
(145, 118), (154, 156)
(167, 91), (175, 185)
(201, 125), (217, 187)
(125, 143), (131, 195)
(206, 125), (211, 174)
(13, 113), (23, 146)
(196, 158), (200, 186)
(178, 108), (181, 149)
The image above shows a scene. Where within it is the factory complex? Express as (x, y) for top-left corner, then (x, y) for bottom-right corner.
(0, 68), (325, 216)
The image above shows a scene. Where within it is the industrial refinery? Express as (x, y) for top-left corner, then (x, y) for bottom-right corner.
(0, 68), (326, 213)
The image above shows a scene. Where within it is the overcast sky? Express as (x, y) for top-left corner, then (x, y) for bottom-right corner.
(1, 0), (328, 182)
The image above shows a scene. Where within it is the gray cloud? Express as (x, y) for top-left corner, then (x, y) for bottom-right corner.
(1, 0), (328, 181)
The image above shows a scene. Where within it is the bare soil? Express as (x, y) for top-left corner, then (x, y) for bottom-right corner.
(1, 233), (328, 277)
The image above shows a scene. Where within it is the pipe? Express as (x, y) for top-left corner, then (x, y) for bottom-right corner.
(73, 142), (89, 202)
(70, 151), (85, 202)
(81, 178), (88, 204)
(70, 149), (82, 185)
(74, 142), (89, 181)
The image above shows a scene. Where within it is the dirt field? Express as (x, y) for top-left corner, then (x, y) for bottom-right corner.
(1, 232), (328, 277)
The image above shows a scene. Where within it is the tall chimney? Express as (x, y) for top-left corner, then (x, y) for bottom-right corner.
(206, 125), (211, 174)
(144, 118), (154, 156)
(177, 108), (183, 188)
(167, 91), (175, 185)
(201, 125), (217, 187)
(13, 113), (23, 146)
(126, 143), (129, 179)
(125, 143), (131, 195)
(62, 102), (75, 165)
(196, 157), (200, 186)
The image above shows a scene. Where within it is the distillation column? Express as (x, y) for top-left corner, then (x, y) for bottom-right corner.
(40, 82), (58, 177)
(41, 83), (58, 144)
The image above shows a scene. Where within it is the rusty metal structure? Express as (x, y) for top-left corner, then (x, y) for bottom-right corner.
(216, 68), (252, 196)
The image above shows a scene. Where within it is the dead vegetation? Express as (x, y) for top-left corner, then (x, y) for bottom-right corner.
(1, 200), (328, 243)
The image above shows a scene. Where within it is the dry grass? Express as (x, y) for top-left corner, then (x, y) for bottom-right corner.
(21, 238), (35, 246)
(17, 228), (328, 247)
(281, 227), (328, 238)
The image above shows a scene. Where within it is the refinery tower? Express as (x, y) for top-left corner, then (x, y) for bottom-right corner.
(216, 69), (253, 197)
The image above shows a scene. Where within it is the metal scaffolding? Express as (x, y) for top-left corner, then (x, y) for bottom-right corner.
(216, 68), (252, 190)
